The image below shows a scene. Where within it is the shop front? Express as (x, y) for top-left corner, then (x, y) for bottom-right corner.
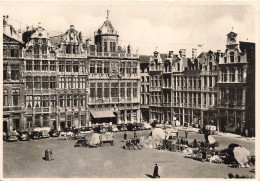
(90, 110), (116, 125)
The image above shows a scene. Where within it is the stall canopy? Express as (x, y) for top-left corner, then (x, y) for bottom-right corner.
(90, 110), (115, 118)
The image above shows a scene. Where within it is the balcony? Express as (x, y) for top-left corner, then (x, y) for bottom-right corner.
(151, 87), (161, 91)
(3, 106), (24, 112)
(88, 52), (139, 59)
(24, 54), (56, 59)
(56, 53), (86, 58)
(162, 103), (172, 107)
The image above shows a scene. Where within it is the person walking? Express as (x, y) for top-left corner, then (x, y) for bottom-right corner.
(185, 128), (188, 139)
(124, 132), (127, 141)
(134, 131), (137, 138)
(153, 164), (160, 178)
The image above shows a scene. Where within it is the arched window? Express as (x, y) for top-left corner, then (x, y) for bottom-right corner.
(230, 52), (234, 63)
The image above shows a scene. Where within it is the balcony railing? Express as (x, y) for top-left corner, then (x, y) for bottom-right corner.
(87, 52), (139, 58)
(24, 54), (56, 59)
(3, 106), (24, 111)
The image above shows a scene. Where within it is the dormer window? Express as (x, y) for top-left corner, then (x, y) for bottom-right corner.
(209, 62), (213, 71)
(230, 52), (234, 63)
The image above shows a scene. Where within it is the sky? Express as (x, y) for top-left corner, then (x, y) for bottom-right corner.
(2, 1), (256, 56)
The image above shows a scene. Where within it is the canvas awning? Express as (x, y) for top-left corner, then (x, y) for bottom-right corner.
(90, 110), (115, 119)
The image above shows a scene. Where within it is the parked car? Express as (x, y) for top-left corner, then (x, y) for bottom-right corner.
(106, 125), (119, 132)
(6, 131), (18, 142)
(17, 131), (30, 141)
(93, 125), (107, 133)
(41, 130), (50, 138)
(60, 128), (74, 137)
(135, 123), (144, 130)
(49, 130), (59, 137)
(31, 131), (42, 139)
(199, 125), (217, 135)
(143, 122), (152, 130)
(111, 125), (119, 132)
(126, 123), (137, 131)
(75, 127), (93, 139)
(117, 124), (128, 131)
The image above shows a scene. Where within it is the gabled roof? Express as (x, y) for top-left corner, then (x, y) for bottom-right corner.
(139, 55), (151, 63)
(197, 52), (207, 64)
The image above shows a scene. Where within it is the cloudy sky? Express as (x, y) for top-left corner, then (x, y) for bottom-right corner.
(2, 2), (256, 56)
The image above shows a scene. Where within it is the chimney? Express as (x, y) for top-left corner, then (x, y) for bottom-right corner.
(26, 26), (29, 31)
(179, 49), (186, 58)
(169, 51), (173, 58)
(192, 48), (197, 59)
(3, 15), (8, 26)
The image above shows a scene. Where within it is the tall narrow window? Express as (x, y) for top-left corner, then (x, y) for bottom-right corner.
(133, 62), (137, 76)
(50, 77), (56, 89)
(90, 61), (95, 75)
(11, 65), (19, 80)
(42, 95), (49, 107)
(42, 46), (47, 55)
(50, 61), (56, 71)
(97, 83), (103, 98)
(133, 82), (138, 98)
(12, 89), (19, 106)
(34, 60), (40, 71)
(229, 68), (235, 82)
(238, 68), (243, 82)
(42, 77), (49, 89)
(90, 83), (96, 98)
(104, 62), (109, 74)
(230, 52), (234, 63)
(26, 76), (33, 89)
(104, 41), (107, 52)
(120, 62), (125, 75)
(120, 82), (125, 98)
(67, 95), (72, 107)
(73, 61), (79, 72)
(26, 96), (32, 107)
(127, 82), (131, 97)
(59, 95), (64, 107)
(80, 95), (85, 107)
(97, 61), (102, 75)
(34, 76), (41, 89)
(34, 96), (41, 107)
(26, 60), (32, 71)
(126, 62), (131, 76)
(59, 61), (65, 72)
(66, 61), (72, 72)
(80, 77), (86, 89)
(111, 82), (118, 97)
(50, 95), (56, 107)
(104, 83), (109, 98)
(73, 95), (78, 107)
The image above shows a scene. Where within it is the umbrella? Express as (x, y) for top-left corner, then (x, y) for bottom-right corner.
(152, 128), (166, 140)
(208, 135), (216, 144)
(233, 146), (250, 165)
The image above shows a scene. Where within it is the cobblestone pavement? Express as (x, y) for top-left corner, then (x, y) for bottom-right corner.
(3, 130), (255, 178)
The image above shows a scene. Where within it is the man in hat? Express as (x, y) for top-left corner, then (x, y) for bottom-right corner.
(153, 164), (160, 178)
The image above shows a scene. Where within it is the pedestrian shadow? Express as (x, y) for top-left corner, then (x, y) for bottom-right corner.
(42, 157), (46, 161)
(145, 174), (154, 178)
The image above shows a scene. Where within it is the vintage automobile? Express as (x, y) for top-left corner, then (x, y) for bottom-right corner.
(60, 128), (74, 137)
(165, 128), (178, 140)
(117, 124), (128, 131)
(17, 131), (30, 141)
(126, 123), (137, 131)
(133, 123), (144, 130)
(74, 127), (93, 139)
(93, 125), (107, 133)
(106, 125), (119, 132)
(199, 125), (217, 135)
(31, 131), (43, 139)
(49, 130), (59, 137)
(6, 131), (18, 142)
(41, 130), (50, 138)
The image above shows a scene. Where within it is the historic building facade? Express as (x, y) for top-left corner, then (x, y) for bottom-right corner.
(3, 16), (26, 133)
(87, 17), (140, 125)
(217, 31), (255, 135)
(140, 55), (150, 122)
